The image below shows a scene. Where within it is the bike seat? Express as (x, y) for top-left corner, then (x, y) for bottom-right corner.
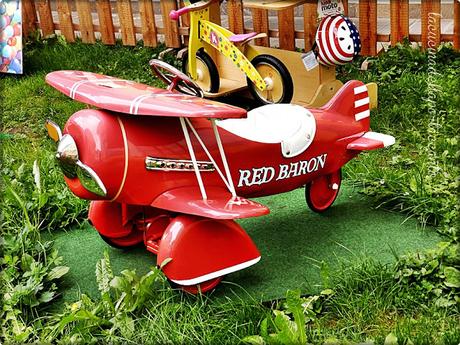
(217, 104), (316, 158)
(229, 32), (262, 44)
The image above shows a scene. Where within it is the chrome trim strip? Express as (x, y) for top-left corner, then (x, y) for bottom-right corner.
(110, 116), (129, 202)
(145, 157), (215, 172)
(76, 161), (107, 197)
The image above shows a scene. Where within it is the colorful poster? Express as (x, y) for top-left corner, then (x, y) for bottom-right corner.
(0, 0), (22, 74)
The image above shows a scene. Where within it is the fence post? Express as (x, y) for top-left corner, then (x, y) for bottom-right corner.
(161, 0), (181, 48)
(139, 0), (158, 47)
(117, 0), (136, 46)
(56, 0), (75, 42)
(96, 0), (115, 45)
(76, 0), (95, 43)
(22, 0), (38, 37)
(359, 0), (377, 55)
(303, 2), (317, 51)
(390, 0), (409, 45)
(278, 8), (296, 51)
(422, 0), (441, 49)
(36, 0), (54, 37)
(252, 9), (269, 47)
(342, 0), (349, 16)
(227, 0), (245, 34)
(455, 0), (460, 50)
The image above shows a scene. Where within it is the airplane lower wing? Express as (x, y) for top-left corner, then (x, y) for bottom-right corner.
(151, 186), (270, 220)
(347, 131), (395, 151)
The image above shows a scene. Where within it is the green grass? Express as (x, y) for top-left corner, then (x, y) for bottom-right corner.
(50, 183), (440, 305)
(1, 38), (459, 344)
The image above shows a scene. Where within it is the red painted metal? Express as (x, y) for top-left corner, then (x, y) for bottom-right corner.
(151, 186), (269, 219)
(157, 215), (260, 284)
(46, 70), (394, 293)
(46, 71), (247, 119)
(347, 136), (384, 151)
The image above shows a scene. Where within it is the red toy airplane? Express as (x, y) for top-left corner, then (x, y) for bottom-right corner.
(45, 61), (394, 293)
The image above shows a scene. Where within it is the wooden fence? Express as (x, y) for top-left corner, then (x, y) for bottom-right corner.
(22, 0), (460, 56)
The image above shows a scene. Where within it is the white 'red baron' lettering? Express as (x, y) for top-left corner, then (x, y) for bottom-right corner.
(238, 154), (327, 187)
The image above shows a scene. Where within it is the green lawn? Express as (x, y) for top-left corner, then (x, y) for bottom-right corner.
(1, 39), (458, 344)
(52, 184), (440, 304)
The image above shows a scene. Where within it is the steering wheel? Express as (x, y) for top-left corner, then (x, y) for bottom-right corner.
(149, 59), (203, 98)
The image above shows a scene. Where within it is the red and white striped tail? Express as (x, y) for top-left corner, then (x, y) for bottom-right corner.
(322, 80), (371, 130)
(353, 84), (370, 122)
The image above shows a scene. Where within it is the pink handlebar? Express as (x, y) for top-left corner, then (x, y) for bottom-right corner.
(169, 7), (190, 21)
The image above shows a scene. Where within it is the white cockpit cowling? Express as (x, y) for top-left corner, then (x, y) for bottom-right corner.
(217, 104), (316, 158)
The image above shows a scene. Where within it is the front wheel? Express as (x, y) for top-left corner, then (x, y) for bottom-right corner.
(182, 50), (220, 93)
(247, 54), (293, 105)
(305, 169), (342, 213)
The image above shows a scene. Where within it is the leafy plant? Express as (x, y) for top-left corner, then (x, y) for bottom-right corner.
(0, 161), (69, 343)
(395, 241), (460, 308)
(42, 252), (166, 343)
(243, 289), (332, 344)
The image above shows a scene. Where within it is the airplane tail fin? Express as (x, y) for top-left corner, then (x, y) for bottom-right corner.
(322, 80), (372, 130)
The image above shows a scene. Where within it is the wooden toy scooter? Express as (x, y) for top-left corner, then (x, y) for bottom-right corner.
(168, 0), (294, 104)
(167, 0), (370, 109)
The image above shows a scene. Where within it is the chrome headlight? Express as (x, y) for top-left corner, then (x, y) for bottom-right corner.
(57, 134), (79, 178)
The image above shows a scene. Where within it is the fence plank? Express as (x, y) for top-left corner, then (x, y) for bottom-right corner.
(252, 9), (269, 46)
(22, 0), (38, 37)
(96, 0), (115, 45)
(421, 0), (441, 49)
(342, 0), (348, 16)
(139, 0), (158, 47)
(390, 0), (408, 45)
(303, 2), (317, 51)
(161, 0), (181, 48)
(209, 1), (221, 25)
(278, 8), (295, 50)
(76, 0), (95, 43)
(359, 0), (377, 55)
(36, 0), (54, 37)
(227, 0), (245, 34)
(56, 0), (75, 42)
(117, 0), (136, 46)
(455, 0), (460, 50)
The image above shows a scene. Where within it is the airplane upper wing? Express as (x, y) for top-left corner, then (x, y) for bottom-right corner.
(151, 186), (270, 220)
(347, 131), (395, 151)
(46, 71), (247, 119)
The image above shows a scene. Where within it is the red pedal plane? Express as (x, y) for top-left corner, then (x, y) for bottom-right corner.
(45, 61), (394, 293)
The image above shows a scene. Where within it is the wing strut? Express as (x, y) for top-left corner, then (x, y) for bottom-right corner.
(180, 117), (237, 201)
(180, 117), (208, 200)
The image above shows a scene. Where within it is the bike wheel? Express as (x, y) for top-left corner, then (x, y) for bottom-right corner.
(247, 54), (293, 105)
(182, 50), (220, 93)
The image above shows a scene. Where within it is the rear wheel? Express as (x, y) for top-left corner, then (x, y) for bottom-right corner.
(182, 50), (220, 93)
(305, 169), (342, 213)
(247, 54), (293, 105)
